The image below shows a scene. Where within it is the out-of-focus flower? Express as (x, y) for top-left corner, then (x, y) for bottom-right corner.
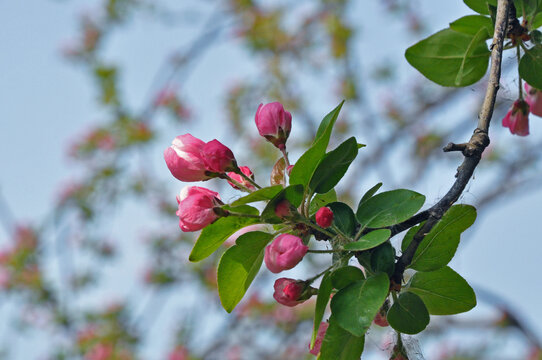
(264, 234), (308, 273)
(85, 343), (113, 360)
(315, 207), (334, 228)
(255, 102), (292, 149)
(502, 99), (530, 136)
(176, 186), (222, 232)
(525, 83), (542, 117)
(274, 199), (295, 218)
(168, 345), (189, 360)
(309, 321), (329, 355)
(164, 134), (211, 182)
(202, 140), (237, 173)
(227, 166), (255, 190)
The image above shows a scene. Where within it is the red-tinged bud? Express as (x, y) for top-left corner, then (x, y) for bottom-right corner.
(227, 166), (255, 190)
(275, 199), (294, 218)
(525, 82), (542, 117)
(502, 99), (530, 136)
(272, 278), (315, 307)
(309, 322), (329, 355)
(315, 207), (334, 228)
(176, 186), (223, 232)
(264, 234), (308, 273)
(202, 140), (237, 173)
(255, 102), (292, 149)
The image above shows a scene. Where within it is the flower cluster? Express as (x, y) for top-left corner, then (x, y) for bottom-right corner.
(502, 83), (542, 136)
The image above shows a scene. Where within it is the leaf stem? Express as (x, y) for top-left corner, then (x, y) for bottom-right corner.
(517, 44), (523, 99)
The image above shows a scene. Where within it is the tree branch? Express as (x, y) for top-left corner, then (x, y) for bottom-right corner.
(391, 0), (511, 285)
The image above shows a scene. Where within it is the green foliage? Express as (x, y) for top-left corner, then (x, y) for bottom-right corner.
(402, 205), (477, 272)
(309, 137), (359, 194)
(356, 189), (425, 228)
(463, 0), (497, 15)
(387, 292), (430, 334)
(370, 242), (395, 277)
(449, 15), (494, 37)
(189, 207), (260, 262)
(318, 318), (365, 360)
(311, 272), (333, 348)
(230, 185), (283, 206)
(405, 28), (490, 87)
(309, 190), (338, 215)
(519, 45), (542, 90)
(343, 229), (391, 251)
(327, 202), (358, 236)
(217, 232), (273, 312)
(358, 182), (383, 205)
(289, 101), (344, 187)
(330, 273), (389, 336)
(330, 266), (365, 290)
(261, 184), (304, 223)
(407, 266), (477, 315)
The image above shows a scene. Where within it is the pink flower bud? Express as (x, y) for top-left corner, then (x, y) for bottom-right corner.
(255, 102), (292, 149)
(202, 140), (237, 173)
(525, 83), (542, 117)
(264, 234), (308, 273)
(164, 134), (211, 182)
(502, 100), (530, 136)
(227, 166), (255, 190)
(315, 207), (334, 228)
(309, 322), (329, 355)
(176, 186), (222, 232)
(273, 278), (306, 307)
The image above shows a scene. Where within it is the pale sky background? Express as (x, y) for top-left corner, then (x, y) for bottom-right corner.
(1, 0), (541, 359)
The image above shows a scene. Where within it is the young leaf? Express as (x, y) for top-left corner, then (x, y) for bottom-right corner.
(356, 189), (425, 228)
(311, 272), (333, 348)
(327, 202), (358, 236)
(319, 318), (365, 360)
(449, 15), (493, 37)
(359, 182), (383, 205)
(519, 45), (542, 90)
(230, 185), (283, 206)
(401, 205), (477, 272)
(330, 273), (389, 336)
(309, 137), (359, 194)
(405, 28), (490, 87)
(261, 184), (304, 223)
(189, 207), (260, 262)
(309, 189), (338, 215)
(330, 266), (365, 290)
(289, 101), (344, 187)
(217, 231), (273, 312)
(343, 229), (391, 251)
(270, 158), (286, 186)
(407, 266), (477, 315)
(387, 292), (430, 334)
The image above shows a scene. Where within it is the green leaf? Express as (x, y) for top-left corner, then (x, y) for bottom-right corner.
(407, 266), (476, 315)
(463, 0), (497, 15)
(311, 272), (333, 348)
(309, 137), (359, 194)
(519, 45), (542, 90)
(359, 182), (383, 205)
(450, 15), (493, 37)
(230, 185), (283, 206)
(401, 205), (477, 272)
(221, 204), (260, 215)
(343, 229), (391, 251)
(531, 30), (542, 44)
(217, 231), (273, 312)
(290, 101), (344, 187)
(318, 318), (365, 360)
(189, 207), (260, 262)
(387, 292), (430, 334)
(330, 273), (390, 336)
(405, 28), (490, 87)
(309, 189), (338, 215)
(356, 189), (425, 228)
(330, 266), (365, 290)
(533, 12), (542, 29)
(327, 202), (358, 236)
(515, 0), (541, 22)
(261, 184), (304, 223)
(370, 242), (395, 277)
